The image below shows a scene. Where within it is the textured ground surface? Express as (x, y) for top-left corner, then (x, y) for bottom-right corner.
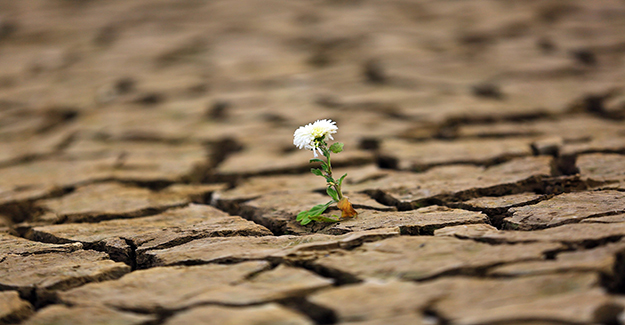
(2, 1), (625, 324)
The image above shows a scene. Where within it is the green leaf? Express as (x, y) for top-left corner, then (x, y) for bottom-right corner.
(308, 203), (330, 215)
(297, 202), (334, 225)
(324, 176), (335, 184)
(310, 168), (323, 176)
(296, 210), (308, 221)
(337, 173), (347, 187)
(309, 215), (340, 223)
(329, 142), (344, 154)
(309, 158), (329, 172)
(326, 187), (339, 201)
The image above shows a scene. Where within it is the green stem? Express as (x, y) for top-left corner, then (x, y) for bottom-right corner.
(335, 184), (344, 200)
(323, 146), (344, 201)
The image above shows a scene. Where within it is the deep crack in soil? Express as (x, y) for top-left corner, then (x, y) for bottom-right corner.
(2, 0), (625, 324)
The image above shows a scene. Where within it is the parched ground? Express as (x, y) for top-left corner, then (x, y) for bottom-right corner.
(2, 0), (625, 324)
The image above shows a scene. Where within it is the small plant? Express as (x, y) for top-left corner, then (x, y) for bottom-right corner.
(293, 119), (357, 225)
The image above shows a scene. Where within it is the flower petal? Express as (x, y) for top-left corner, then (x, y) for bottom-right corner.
(293, 119), (339, 151)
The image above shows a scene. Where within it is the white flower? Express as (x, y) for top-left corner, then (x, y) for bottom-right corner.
(293, 119), (338, 157)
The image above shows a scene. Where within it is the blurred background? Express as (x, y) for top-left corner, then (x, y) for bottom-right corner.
(1, 0), (624, 194)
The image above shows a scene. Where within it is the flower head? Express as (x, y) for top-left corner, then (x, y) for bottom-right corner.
(293, 119), (338, 157)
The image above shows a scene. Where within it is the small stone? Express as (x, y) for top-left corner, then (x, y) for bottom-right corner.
(0, 291), (33, 324)
(23, 305), (154, 325)
(163, 304), (313, 325)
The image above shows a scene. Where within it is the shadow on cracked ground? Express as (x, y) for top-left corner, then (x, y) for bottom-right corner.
(2, 1), (625, 324)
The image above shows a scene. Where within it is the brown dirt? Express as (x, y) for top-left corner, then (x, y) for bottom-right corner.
(2, 1), (625, 324)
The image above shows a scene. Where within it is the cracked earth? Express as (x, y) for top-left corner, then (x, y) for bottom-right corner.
(2, 1), (625, 324)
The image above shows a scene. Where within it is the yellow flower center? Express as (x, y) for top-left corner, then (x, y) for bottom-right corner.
(311, 126), (327, 139)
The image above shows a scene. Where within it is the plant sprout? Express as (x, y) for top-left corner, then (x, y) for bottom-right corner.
(293, 119), (357, 225)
